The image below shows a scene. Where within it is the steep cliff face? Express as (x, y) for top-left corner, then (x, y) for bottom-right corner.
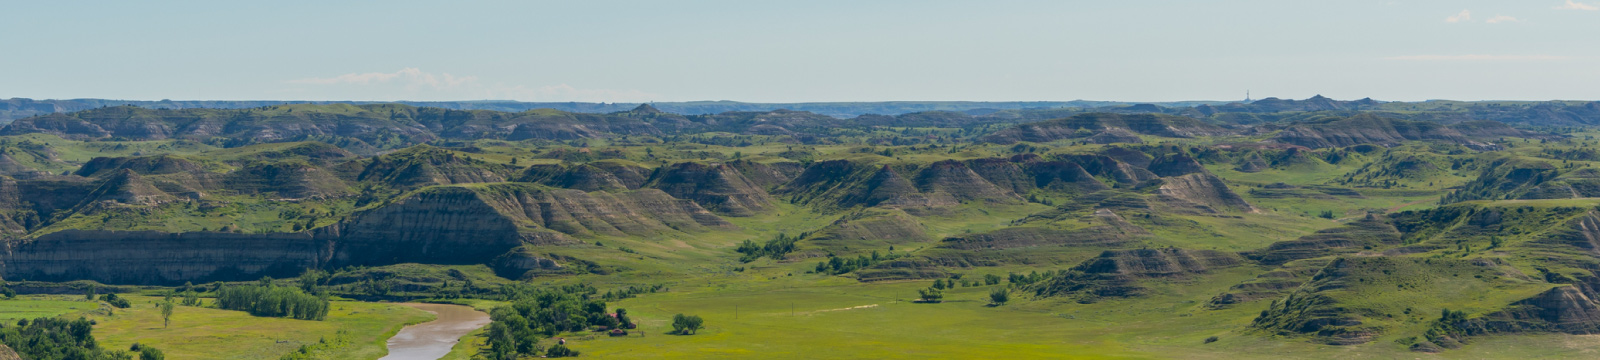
(327, 186), (531, 267)
(1, 230), (330, 284)
(1, 182), (733, 284)
(645, 162), (774, 216)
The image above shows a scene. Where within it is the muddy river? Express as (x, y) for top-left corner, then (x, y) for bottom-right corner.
(379, 303), (491, 360)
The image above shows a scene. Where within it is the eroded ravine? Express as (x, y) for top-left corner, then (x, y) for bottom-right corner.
(380, 303), (490, 360)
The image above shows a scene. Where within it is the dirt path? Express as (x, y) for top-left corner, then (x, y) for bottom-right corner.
(380, 303), (490, 360)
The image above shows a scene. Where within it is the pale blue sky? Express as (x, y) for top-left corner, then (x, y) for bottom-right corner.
(3, 0), (1598, 102)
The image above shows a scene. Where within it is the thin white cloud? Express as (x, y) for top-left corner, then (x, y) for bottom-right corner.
(1384, 54), (1571, 61)
(1555, 0), (1600, 11)
(284, 68), (658, 102)
(1446, 9), (1472, 22)
(1485, 15), (1521, 23)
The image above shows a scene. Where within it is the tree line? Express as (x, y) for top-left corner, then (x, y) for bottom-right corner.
(214, 279), (330, 321)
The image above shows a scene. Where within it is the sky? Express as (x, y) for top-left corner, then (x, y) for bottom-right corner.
(2, 0), (1598, 103)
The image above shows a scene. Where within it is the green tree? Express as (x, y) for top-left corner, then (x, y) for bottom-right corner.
(140, 346), (166, 360)
(671, 313), (705, 335)
(989, 288), (1010, 305)
(159, 300), (175, 328)
(918, 288), (943, 302)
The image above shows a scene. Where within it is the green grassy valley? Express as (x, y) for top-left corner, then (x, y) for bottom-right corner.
(5, 100), (1600, 359)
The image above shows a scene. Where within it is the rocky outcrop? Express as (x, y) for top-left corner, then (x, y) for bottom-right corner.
(0, 182), (733, 285)
(846, 166), (949, 208)
(0, 230), (330, 284)
(1030, 248), (1241, 302)
(645, 162), (773, 216)
(1156, 173), (1256, 213)
(1025, 161), (1110, 192)
(965, 158), (1035, 194)
(1146, 154), (1208, 177)
(912, 160), (1022, 204)
(1469, 286), (1600, 334)
(491, 246), (566, 280)
(725, 160), (801, 190)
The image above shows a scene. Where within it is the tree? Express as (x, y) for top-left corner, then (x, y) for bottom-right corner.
(918, 288), (943, 302)
(616, 308), (634, 329)
(989, 288), (1010, 305)
(686, 315), (704, 334)
(159, 300), (176, 328)
(298, 268), (328, 292)
(671, 313), (705, 335)
(84, 286), (97, 301)
(140, 346), (166, 360)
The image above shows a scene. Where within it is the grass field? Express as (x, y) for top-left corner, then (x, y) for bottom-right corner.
(525, 269), (1600, 360)
(0, 296), (100, 320)
(87, 296), (432, 360)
